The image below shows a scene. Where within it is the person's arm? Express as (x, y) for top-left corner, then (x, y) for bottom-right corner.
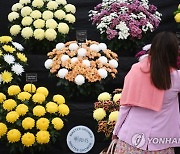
(113, 105), (131, 136)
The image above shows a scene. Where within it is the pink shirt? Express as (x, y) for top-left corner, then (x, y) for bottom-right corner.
(113, 70), (180, 151)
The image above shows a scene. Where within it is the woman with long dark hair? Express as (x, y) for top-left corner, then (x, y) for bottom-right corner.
(112, 31), (180, 153)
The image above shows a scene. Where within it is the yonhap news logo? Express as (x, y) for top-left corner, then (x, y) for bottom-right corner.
(132, 133), (180, 148)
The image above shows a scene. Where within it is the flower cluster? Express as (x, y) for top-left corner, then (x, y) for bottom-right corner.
(45, 40), (118, 97)
(174, 4), (180, 25)
(135, 44), (180, 69)
(93, 90), (121, 138)
(0, 84), (69, 153)
(0, 36), (27, 88)
(8, 0), (76, 53)
(89, 0), (161, 54)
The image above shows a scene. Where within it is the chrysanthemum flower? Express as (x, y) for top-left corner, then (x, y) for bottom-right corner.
(53, 94), (65, 104)
(36, 131), (50, 144)
(7, 129), (21, 143)
(32, 93), (45, 104)
(109, 111), (119, 122)
(22, 117), (35, 130)
(46, 101), (58, 113)
(24, 83), (36, 93)
(58, 104), (70, 116)
(33, 105), (46, 117)
(8, 85), (21, 96)
(36, 118), (49, 130)
(0, 36), (12, 44)
(52, 117), (64, 130)
(1, 71), (13, 83)
(11, 63), (24, 75)
(3, 54), (15, 65)
(2, 45), (15, 53)
(98, 92), (111, 101)
(0, 93), (6, 103)
(0, 123), (7, 138)
(21, 132), (35, 147)
(36, 87), (49, 97)
(17, 92), (31, 101)
(16, 52), (27, 62)
(93, 108), (106, 121)
(3, 99), (17, 111)
(6, 111), (19, 123)
(16, 104), (28, 116)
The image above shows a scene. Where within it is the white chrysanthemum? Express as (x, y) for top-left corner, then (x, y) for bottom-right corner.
(10, 25), (21, 36)
(30, 10), (42, 19)
(98, 68), (108, 79)
(56, 0), (67, 5)
(42, 11), (53, 20)
(109, 59), (118, 68)
(82, 60), (90, 67)
(98, 56), (108, 64)
(34, 29), (45, 40)
(46, 19), (57, 29)
(21, 6), (32, 17)
(58, 68), (68, 78)
(8, 12), (19, 22)
(142, 44), (151, 51)
(33, 19), (45, 29)
(77, 48), (87, 57)
(45, 29), (57, 41)
(65, 14), (76, 23)
(12, 42), (24, 51)
(61, 55), (69, 62)
(54, 10), (66, 20)
(139, 54), (149, 62)
(69, 43), (78, 51)
(75, 75), (85, 85)
(22, 16), (33, 26)
(4, 54), (15, 65)
(58, 23), (69, 34)
(116, 21), (130, 39)
(21, 27), (33, 39)
(11, 63), (24, 75)
(19, 0), (30, 5)
(64, 4), (76, 14)
(12, 3), (23, 12)
(71, 57), (78, 63)
(44, 59), (53, 69)
(90, 44), (100, 52)
(32, 0), (44, 8)
(98, 43), (107, 51)
(47, 1), (58, 10)
(56, 43), (65, 50)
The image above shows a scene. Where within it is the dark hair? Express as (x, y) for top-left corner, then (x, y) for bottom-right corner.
(149, 31), (178, 90)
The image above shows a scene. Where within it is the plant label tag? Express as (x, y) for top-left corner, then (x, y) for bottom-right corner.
(26, 73), (37, 82)
(76, 30), (87, 43)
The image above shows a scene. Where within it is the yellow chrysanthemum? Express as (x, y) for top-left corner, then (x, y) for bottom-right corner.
(17, 92), (31, 101)
(21, 132), (35, 147)
(32, 93), (45, 104)
(6, 111), (19, 123)
(0, 93), (6, 103)
(16, 52), (27, 62)
(175, 13), (180, 23)
(1, 71), (13, 83)
(7, 129), (21, 143)
(3, 99), (17, 111)
(36, 118), (49, 130)
(53, 94), (65, 104)
(8, 85), (21, 96)
(33, 105), (46, 117)
(0, 36), (12, 44)
(36, 131), (50, 144)
(46, 102), (58, 113)
(0, 123), (7, 138)
(16, 104), (28, 116)
(24, 83), (36, 93)
(22, 117), (35, 130)
(109, 111), (119, 122)
(58, 23), (69, 34)
(98, 92), (111, 101)
(52, 117), (64, 130)
(93, 108), (106, 121)
(113, 93), (121, 103)
(36, 87), (49, 97)
(58, 104), (70, 116)
(2, 45), (15, 53)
